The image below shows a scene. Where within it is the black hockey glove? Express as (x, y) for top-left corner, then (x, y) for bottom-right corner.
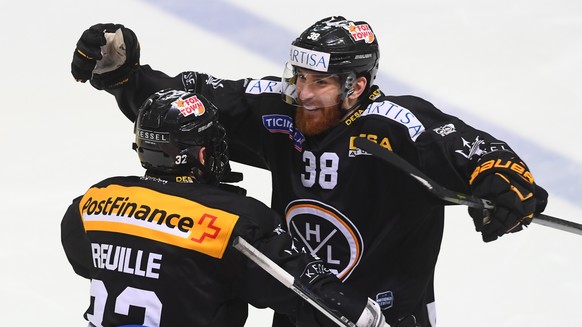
(71, 23), (140, 90)
(468, 152), (548, 242)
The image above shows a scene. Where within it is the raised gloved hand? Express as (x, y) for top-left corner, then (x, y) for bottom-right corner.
(468, 153), (548, 242)
(71, 23), (140, 89)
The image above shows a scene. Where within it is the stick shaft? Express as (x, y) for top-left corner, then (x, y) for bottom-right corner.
(232, 237), (357, 327)
(353, 137), (582, 236)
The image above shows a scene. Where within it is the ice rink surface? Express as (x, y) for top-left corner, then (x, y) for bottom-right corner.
(1, 0), (581, 326)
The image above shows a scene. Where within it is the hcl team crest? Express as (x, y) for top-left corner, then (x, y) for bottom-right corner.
(285, 199), (364, 280)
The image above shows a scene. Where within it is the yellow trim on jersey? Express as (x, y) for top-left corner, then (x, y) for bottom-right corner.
(79, 184), (239, 259)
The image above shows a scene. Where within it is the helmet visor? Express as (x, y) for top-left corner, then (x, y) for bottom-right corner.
(282, 63), (354, 109)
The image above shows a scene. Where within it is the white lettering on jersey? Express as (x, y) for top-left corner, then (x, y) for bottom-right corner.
(361, 101), (425, 141)
(91, 243), (162, 279)
(245, 79), (283, 94)
(88, 280), (163, 327)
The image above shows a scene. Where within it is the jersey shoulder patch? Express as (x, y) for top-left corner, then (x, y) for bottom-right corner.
(245, 79), (283, 95)
(360, 100), (425, 141)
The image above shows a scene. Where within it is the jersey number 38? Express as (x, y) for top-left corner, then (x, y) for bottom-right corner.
(301, 151), (339, 189)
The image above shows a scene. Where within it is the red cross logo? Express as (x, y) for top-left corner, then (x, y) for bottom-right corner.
(190, 213), (221, 243)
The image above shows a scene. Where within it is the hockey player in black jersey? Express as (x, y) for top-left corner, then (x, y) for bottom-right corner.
(70, 17), (548, 327)
(60, 89), (389, 327)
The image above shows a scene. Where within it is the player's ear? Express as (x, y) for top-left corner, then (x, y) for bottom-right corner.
(349, 76), (367, 100)
(198, 147), (206, 165)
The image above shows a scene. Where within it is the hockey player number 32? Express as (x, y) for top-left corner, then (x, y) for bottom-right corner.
(87, 279), (162, 327)
(301, 151), (339, 189)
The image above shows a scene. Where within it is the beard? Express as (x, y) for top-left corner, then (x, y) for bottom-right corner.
(295, 106), (341, 136)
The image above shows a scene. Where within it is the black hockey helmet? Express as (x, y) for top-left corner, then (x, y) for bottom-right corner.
(133, 89), (229, 183)
(282, 16), (380, 105)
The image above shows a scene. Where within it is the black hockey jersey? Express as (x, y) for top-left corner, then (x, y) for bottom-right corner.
(61, 175), (369, 327)
(107, 66), (542, 325)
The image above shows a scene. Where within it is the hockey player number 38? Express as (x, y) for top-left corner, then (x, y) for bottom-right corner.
(301, 151), (339, 189)
(87, 279), (162, 327)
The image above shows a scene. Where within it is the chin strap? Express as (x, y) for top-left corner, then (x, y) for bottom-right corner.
(339, 98), (364, 122)
(339, 81), (373, 121)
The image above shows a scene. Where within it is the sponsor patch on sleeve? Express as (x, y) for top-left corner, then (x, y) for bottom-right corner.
(361, 101), (425, 141)
(245, 79), (283, 94)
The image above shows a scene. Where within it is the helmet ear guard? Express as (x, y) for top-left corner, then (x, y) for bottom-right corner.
(341, 72), (357, 98)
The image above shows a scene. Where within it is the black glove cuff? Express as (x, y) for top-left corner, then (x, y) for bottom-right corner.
(90, 63), (139, 90)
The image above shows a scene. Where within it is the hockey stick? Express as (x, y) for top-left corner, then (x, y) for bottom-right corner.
(232, 236), (385, 327)
(353, 137), (582, 236)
